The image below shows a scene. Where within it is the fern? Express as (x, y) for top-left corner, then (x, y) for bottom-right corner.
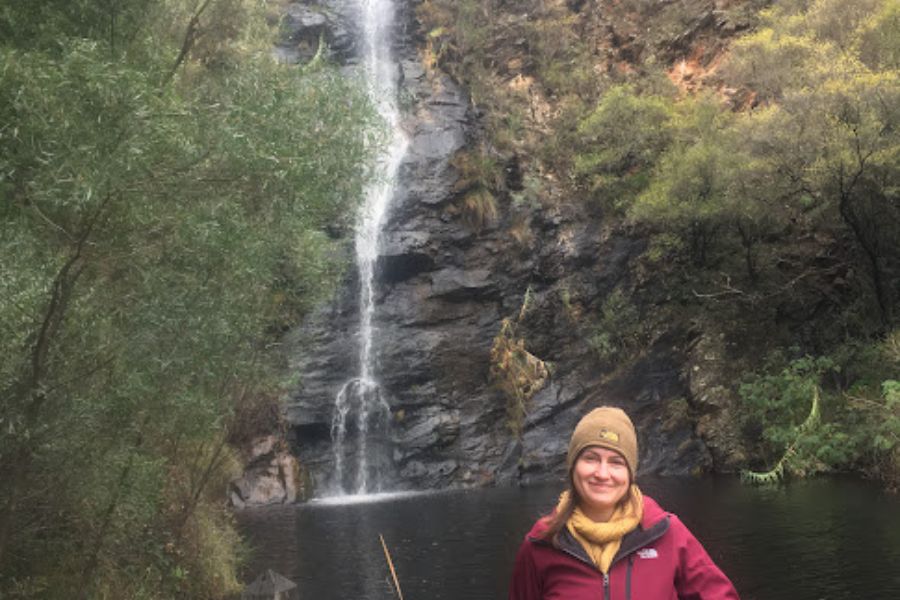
(742, 386), (821, 485)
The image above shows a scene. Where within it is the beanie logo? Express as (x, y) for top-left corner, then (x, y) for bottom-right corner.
(597, 429), (619, 443)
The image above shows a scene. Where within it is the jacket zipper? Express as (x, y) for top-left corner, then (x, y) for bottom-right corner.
(625, 555), (634, 600)
(556, 546), (610, 600)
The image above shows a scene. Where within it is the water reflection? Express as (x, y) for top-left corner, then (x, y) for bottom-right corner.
(236, 477), (900, 600)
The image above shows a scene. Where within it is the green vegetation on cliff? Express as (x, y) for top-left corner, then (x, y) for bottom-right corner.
(621, 1), (899, 485)
(0, 1), (379, 597)
(739, 337), (899, 488)
(421, 0), (899, 485)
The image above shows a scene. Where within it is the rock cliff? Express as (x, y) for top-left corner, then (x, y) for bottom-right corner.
(277, 0), (749, 497)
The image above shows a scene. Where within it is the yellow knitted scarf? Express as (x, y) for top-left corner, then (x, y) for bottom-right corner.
(559, 485), (644, 574)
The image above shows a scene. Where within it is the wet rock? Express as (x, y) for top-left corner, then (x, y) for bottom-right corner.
(686, 329), (747, 471)
(378, 230), (435, 283)
(284, 286), (359, 427)
(230, 436), (305, 507)
(525, 380), (579, 427)
(397, 74), (469, 208)
(399, 458), (459, 486)
(430, 268), (496, 299)
(392, 405), (460, 462)
(275, 1), (358, 65)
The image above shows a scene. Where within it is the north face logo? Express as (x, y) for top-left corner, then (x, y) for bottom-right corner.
(637, 548), (658, 559)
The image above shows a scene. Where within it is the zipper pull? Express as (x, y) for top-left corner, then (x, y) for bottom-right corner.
(603, 572), (610, 600)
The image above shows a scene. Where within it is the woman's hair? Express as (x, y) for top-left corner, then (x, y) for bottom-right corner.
(538, 478), (580, 547)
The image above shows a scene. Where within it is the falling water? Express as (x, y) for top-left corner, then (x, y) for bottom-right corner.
(330, 0), (409, 495)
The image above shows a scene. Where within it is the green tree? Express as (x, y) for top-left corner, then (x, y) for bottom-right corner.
(574, 84), (674, 210)
(621, 1), (899, 307)
(0, 1), (380, 597)
(722, 0), (900, 322)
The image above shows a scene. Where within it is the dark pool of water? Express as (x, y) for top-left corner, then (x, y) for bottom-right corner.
(236, 476), (900, 599)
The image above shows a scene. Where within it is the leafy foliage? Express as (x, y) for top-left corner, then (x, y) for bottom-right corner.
(574, 85), (674, 209)
(587, 289), (642, 363)
(740, 357), (837, 480)
(0, 1), (379, 597)
(740, 336), (900, 486)
(583, 0), (900, 317)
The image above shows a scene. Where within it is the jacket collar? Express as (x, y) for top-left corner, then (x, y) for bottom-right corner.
(528, 495), (671, 569)
(554, 515), (669, 567)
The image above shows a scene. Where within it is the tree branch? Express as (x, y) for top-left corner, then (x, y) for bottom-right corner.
(162, 0), (215, 86)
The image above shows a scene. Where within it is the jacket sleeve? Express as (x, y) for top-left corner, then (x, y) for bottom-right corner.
(509, 539), (542, 600)
(672, 516), (740, 600)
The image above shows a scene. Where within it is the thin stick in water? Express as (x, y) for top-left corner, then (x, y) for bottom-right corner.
(379, 533), (404, 600)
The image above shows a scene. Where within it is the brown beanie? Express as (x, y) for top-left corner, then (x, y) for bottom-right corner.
(567, 406), (638, 476)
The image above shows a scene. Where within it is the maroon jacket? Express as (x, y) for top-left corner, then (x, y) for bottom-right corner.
(509, 495), (739, 600)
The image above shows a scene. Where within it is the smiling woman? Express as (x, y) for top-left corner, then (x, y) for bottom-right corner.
(572, 447), (631, 522)
(509, 406), (740, 600)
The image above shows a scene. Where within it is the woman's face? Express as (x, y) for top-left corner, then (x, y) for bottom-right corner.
(572, 446), (631, 521)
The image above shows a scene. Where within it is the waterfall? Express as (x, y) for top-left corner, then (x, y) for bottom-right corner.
(330, 0), (409, 496)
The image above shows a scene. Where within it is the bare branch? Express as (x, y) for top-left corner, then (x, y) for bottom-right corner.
(692, 273), (746, 299)
(29, 201), (75, 242)
(162, 0), (215, 86)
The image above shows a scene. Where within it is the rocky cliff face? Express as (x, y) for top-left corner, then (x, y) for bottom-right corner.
(279, 0), (733, 497)
(230, 435), (306, 508)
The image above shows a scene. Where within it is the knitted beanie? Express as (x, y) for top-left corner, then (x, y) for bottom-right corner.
(567, 406), (638, 476)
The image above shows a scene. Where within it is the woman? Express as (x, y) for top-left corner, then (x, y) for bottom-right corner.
(509, 406), (739, 599)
